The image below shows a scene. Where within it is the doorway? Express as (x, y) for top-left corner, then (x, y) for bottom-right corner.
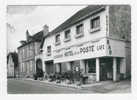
(45, 61), (54, 74)
(36, 59), (43, 77)
(100, 58), (113, 81)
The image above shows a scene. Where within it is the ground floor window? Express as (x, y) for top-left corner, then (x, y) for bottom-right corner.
(30, 60), (33, 72)
(45, 61), (54, 74)
(87, 59), (96, 73)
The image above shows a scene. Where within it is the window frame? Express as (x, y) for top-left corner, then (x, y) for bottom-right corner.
(87, 59), (96, 73)
(90, 16), (101, 33)
(55, 34), (61, 46)
(64, 29), (71, 42)
(47, 45), (51, 56)
(75, 23), (84, 38)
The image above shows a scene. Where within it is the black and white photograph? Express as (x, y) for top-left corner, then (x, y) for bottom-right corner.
(6, 4), (131, 94)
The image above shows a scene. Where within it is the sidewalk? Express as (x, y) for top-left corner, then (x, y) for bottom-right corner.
(82, 80), (131, 93)
(24, 78), (131, 93)
(25, 78), (114, 89)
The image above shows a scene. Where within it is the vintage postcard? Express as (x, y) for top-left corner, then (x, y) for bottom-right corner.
(7, 5), (131, 94)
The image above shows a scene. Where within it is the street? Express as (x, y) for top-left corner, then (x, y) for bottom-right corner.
(7, 79), (131, 94)
(7, 79), (92, 94)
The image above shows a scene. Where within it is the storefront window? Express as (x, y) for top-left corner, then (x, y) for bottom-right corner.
(88, 59), (96, 73)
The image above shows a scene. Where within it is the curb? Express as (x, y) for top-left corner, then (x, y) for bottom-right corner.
(25, 78), (82, 89)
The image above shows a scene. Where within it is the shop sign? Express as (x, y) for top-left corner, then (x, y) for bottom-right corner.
(54, 39), (106, 59)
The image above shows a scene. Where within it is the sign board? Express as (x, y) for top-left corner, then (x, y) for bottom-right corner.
(53, 38), (125, 63)
(53, 38), (107, 63)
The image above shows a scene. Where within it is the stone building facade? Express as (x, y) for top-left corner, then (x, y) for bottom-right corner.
(18, 30), (43, 78)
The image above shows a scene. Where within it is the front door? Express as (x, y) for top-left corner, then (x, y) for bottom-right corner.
(36, 59), (43, 77)
(100, 58), (113, 81)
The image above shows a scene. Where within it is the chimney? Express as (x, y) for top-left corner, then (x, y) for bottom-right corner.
(43, 24), (49, 37)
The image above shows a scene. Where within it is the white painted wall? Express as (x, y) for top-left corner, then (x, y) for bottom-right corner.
(42, 35), (55, 61)
(54, 8), (108, 51)
(54, 38), (107, 63)
(106, 38), (126, 57)
(51, 8), (108, 63)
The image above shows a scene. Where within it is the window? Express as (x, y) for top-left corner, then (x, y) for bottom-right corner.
(22, 49), (25, 59)
(75, 24), (84, 38)
(47, 46), (51, 56)
(90, 16), (100, 33)
(88, 59), (96, 73)
(91, 16), (100, 29)
(30, 61), (33, 72)
(64, 29), (71, 42)
(76, 24), (83, 34)
(55, 34), (61, 45)
(65, 30), (70, 39)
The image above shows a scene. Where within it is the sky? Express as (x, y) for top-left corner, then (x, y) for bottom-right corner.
(7, 5), (86, 53)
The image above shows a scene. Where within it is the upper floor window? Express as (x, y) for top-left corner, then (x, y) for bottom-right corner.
(75, 23), (84, 38)
(22, 48), (25, 59)
(90, 16), (100, 33)
(64, 29), (71, 42)
(55, 34), (61, 45)
(47, 45), (51, 56)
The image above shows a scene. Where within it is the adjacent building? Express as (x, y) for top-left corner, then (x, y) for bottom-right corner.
(7, 52), (18, 78)
(40, 5), (131, 82)
(18, 30), (44, 78)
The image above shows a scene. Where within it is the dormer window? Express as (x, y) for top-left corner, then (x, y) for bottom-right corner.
(55, 34), (61, 46)
(90, 16), (100, 33)
(64, 29), (71, 42)
(75, 23), (84, 38)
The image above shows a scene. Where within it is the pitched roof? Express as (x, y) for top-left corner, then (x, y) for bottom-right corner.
(40, 5), (105, 48)
(18, 31), (43, 49)
(51, 5), (105, 34)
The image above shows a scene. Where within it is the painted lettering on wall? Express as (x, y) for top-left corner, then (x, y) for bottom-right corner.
(54, 40), (105, 59)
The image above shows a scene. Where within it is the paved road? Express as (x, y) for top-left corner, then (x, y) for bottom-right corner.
(7, 79), (92, 94)
(7, 79), (131, 94)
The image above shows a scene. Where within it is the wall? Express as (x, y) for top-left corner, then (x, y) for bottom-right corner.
(125, 41), (131, 77)
(106, 38), (126, 57)
(109, 5), (131, 41)
(54, 38), (107, 63)
(109, 5), (131, 78)
(42, 35), (55, 61)
(18, 41), (41, 77)
(52, 7), (109, 63)
(54, 7), (108, 51)
(34, 42), (41, 56)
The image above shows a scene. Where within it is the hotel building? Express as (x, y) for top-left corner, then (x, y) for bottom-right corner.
(40, 5), (131, 82)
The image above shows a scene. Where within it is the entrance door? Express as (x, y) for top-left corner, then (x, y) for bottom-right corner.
(100, 58), (113, 81)
(36, 59), (43, 77)
(45, 61), (54, 74)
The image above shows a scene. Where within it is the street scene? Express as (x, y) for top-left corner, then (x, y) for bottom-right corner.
(7, 5), (131, 94)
